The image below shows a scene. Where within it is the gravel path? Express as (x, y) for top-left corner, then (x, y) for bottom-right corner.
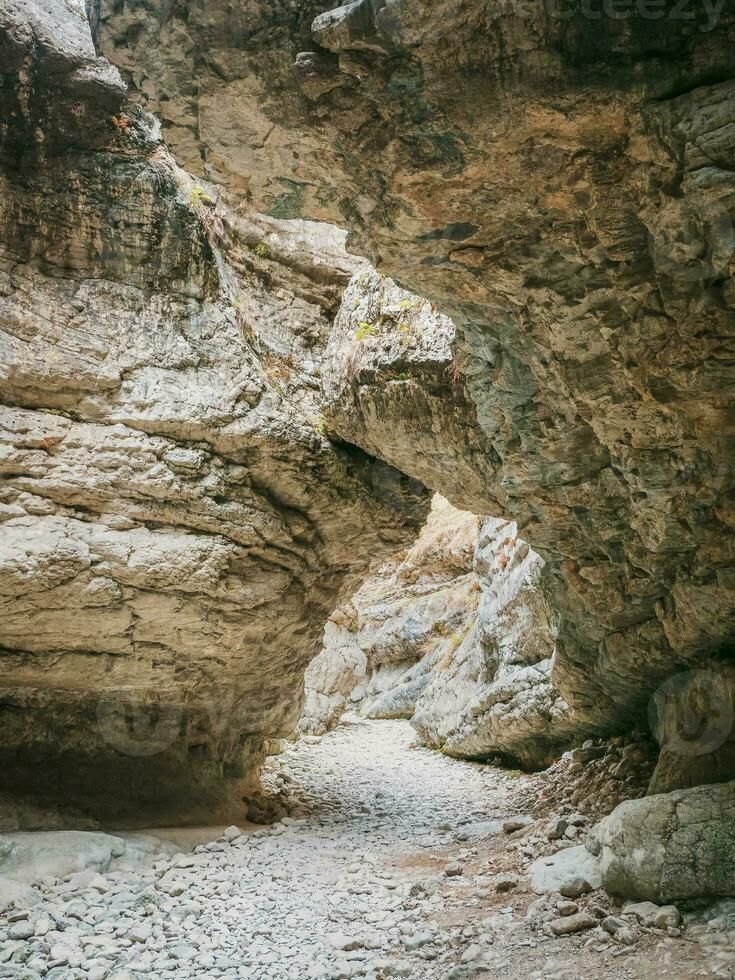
(0, 718), (728, 979)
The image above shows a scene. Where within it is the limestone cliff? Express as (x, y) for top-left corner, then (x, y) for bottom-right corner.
(0, 0), (429, 826)
(300, 496), (481, 734)
(91, 0), (735, 748)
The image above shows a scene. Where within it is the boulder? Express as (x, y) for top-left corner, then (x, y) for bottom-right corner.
(0, 831), (125, 884)
(0, 876), (41, 910)
(593, 782), (735, 903)
(648, 664), (735, 794)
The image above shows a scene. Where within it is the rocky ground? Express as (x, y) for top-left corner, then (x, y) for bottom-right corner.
(1, 720), (733, 979)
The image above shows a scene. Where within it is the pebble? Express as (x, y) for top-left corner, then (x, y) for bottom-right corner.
(503, 816), (533, 833)
(549, 911), (597, 936)
(8, 921), (35, 940)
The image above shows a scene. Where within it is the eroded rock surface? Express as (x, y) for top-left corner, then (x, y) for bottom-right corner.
(0, 0), (429, 825)
(91, 0), (735, 753)
(301, 495), (572, 767)
(411, 515), (568, 768)
(300, 496), (480, 734)
(592, 781), (735, 904)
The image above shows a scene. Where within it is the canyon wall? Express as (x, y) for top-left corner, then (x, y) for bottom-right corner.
(90, 0), (735, 749)
(0, 0), (429, 826)
(301, 492), (578, 769)
(0, 0), (733, 852)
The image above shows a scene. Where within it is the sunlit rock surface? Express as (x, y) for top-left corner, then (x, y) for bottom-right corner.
(300, 496), (480, 734)
(301, 496), (573, 768)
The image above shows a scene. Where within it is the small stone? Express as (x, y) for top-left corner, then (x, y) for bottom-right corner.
(556, 901), (578, 917)
(624, 901), (680, 930)
(503, 816), (533, 833)
(410, 877), (441, 896)
(170, 943), (198, 960)
(494, 873), (520, 893)
(445, 862), (464, 877)
(8, 921), (35, 940)
(329, 933), (363, 951)
(546, 818), (568, 841)
(6, 910), (30, 922)
(559, 875), (595, 899)
(549, 911), (597, 936)
(129, 921), (152, 943)
(602, 915), (627, 935)
(383, 961), (412, 977)
(49, 945), (71, 964)
(403, 932), (434, 950)
(460, 944), (484, 963)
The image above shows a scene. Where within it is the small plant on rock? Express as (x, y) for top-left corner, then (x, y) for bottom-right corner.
(189, 185), (214, 206)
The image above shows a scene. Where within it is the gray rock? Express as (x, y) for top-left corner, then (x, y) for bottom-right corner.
(624, 901), (681, 930)
(328, 933), (363, 952)
(549, 912), (597, 936)
(0, 877), (40, 911)
(529, 846), (602, 897)
(502, 817), (534, 834)
(593, 783), (735, 903)
(494, 873), (520, 894)
(8, 921), (35, 940)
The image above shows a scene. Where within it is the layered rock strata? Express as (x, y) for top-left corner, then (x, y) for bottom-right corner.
(91, 0), (735, 754)
(0, 0), (428, 826)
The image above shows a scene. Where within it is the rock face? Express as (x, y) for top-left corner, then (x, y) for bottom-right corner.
(592, 782), (735, 903)
(411, 514), (568, 768)
(300, 496), (480, 734)
(0, 0), (429, 826)
(91, 0), (735, 757)
(3, 4), (734, 919)
(301, 494), (570, 767)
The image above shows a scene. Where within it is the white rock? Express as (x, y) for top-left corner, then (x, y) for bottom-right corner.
(529, 845), (602, 896)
